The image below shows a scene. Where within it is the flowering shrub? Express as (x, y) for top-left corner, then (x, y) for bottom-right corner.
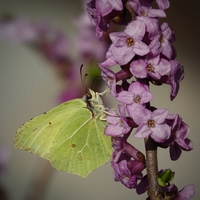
(87, 0), (194, 199)
(1, 0), (195, 199)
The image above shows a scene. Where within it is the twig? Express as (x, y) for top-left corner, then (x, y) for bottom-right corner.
(145, 137), (163, 200)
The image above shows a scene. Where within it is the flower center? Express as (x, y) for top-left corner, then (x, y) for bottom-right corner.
(112, 15), (122, 23)
(134, 95), (141, 103)
(140, 10), (147, 17)
(159, 34), (164, 43)
(108, 76), (114, 84)
(123, 174), (130, 183)
(119, 119), (124, 127)
(148, 119), (155, 128)
(146, 64), (154, 72)
(126, 37), (134, 46)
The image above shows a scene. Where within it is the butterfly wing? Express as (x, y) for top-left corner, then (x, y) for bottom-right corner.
(14, 98), (111, 178)
(49, 116), (111, 178)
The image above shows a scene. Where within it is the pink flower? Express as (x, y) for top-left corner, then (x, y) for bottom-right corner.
(166, 60), (184, 100)
(105, 105), (131, 136)
(108, 20), (150, 65)
(129, 106), (171, 142)
(130, 55), (171, 80)
(149, 22), (176, 59)
(116, 81), (153, 106)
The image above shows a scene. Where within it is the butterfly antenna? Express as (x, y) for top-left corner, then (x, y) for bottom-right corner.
(80, 64), (88, 93)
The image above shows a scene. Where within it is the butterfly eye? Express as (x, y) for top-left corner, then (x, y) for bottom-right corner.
(86, 92), (92, 100)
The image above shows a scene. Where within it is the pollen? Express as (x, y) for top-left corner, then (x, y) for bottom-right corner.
(134, 95), (141, 103)
(148, 119), (155, 128)
(146, 64), (154, 72)
(126, 37), (134, 46)
(159, 34), (164, 43)
(108, 76), (114, 84)
(140, 10), (147, 17)
(123, 174), (130, 182)
(119, 119), (124, 127)
(112, 16), (121, 23)
(109, 77), (113, 82)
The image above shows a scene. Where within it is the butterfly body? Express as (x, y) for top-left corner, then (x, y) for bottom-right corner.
(14, 90), (112, 178)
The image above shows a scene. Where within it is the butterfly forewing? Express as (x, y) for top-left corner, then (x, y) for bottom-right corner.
(14, 99), (85, 158)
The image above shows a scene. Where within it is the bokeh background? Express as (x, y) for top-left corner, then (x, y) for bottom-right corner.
(0, 0), (199, 199)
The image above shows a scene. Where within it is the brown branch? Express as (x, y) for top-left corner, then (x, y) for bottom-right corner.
(145, 137), (163, 200)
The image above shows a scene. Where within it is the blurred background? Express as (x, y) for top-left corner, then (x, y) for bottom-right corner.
(0, 0), (199, 199)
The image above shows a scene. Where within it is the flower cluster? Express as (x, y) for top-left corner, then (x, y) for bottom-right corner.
(87, 0), (194, 199)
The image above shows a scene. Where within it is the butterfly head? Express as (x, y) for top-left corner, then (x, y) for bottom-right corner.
(82, 89), (106, 120)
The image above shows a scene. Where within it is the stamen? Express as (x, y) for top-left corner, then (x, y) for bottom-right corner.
(134, 95), (141, 103)
(108, 77), (114, 83)
(159, 34), (164, 43)
(126, 37), (134, 46)
(123, 174), (130, 182)
(140, 10), (147, 17)
(148, 119), (155, 128)
(112, 16), (121, 23)
(119, 119), (124, 127)
(146, 64), (154, 72)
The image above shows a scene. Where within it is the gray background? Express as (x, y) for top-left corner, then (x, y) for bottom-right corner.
(0, 0), (199, 199)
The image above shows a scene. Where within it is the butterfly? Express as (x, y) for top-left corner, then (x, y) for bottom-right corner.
(14, 89), (112, 178)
